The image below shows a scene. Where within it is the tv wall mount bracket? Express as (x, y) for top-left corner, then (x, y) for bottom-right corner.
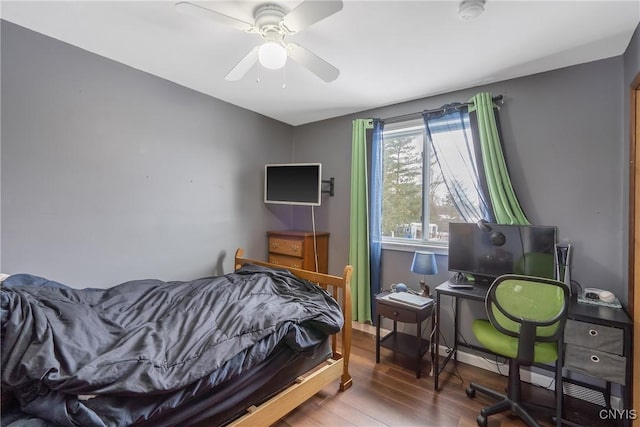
(322, 178), (335, 197)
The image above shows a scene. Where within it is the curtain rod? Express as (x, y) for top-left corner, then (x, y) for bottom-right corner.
(382, 94), (504, 124)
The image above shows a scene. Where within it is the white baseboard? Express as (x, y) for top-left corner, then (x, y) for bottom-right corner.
(352, 321), (384, 336)
(436, 344), (554, 390)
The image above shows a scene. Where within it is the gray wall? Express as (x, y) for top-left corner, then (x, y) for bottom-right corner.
(1, 21), (294, 287)
(293, 54), (631, 307)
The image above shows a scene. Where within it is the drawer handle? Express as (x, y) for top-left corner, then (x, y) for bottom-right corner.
(290, 245), (300, 252)
(271, 242), (279, 248)
(589, 329), (598, 337)
(590, 355), (600, 363)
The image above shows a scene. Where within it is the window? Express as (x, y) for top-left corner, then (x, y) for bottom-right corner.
(381, 112), (479, 245)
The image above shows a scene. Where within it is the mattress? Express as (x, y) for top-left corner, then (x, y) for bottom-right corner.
(160, 338), (332, 427)
(2, 339), (332, 427)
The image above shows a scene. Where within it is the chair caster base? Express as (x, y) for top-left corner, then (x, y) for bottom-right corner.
(466, 387), (476, 398)
(476, 415), (487, 427)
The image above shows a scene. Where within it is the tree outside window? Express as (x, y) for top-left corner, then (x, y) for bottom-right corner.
(382, 121), (466, 244)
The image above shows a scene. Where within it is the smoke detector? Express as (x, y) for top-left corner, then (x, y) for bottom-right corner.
(458, 0), (485, 20)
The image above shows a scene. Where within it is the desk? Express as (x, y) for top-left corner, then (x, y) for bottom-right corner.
(433, 280), (633, 425)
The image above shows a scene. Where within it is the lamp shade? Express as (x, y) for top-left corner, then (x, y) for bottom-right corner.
(411, 251), (438, 275)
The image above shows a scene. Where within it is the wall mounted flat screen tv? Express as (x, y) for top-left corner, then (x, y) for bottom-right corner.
(264, 163), (322, 206)
(448, 222), (558, 284)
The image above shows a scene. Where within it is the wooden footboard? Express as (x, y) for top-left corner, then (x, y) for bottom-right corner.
(231, 248), (353, 425)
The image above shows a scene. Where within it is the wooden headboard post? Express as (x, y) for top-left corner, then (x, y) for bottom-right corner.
(339, 264), (353, 391)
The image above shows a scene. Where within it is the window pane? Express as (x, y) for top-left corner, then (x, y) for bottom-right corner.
(381, 112), (478, 246)
(382, 130), (423, 240)
(427, 128), (471, 242)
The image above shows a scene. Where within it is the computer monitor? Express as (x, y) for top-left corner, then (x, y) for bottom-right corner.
(448, 222), (558, 285)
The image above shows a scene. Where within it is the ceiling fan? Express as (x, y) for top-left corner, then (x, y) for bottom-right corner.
(175, 0), (343, 83)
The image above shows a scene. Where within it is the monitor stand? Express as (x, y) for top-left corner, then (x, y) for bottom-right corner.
(449, 272), (475, 288)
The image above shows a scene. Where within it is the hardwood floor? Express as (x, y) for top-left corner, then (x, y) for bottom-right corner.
(274, 330), (618, 427)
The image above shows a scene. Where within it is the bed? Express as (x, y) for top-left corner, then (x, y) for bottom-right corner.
(0, 248), (353, 426)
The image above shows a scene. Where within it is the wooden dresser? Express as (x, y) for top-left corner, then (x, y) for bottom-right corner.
(267, 230), (329, 273)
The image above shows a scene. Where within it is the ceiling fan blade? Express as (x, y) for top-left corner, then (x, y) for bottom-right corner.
(225, 47), (259, 81)
(282, 0), (343, 33)
(175, 2), (253, 32)
(287, 43), (339, 83)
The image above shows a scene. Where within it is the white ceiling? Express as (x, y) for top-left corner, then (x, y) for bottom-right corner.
(2, 1), (639, 126)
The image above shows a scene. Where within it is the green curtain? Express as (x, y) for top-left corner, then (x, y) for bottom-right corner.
(349, 119), (373, 322)
(469, 92), (529, 225)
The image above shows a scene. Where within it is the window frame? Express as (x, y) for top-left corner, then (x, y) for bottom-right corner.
(380, 118), (450, 253)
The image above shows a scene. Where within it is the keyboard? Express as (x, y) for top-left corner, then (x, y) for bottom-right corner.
(386, 292), (433, 308)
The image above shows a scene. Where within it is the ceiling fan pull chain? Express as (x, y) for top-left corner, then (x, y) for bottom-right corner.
(282, 65), (286, 89)
(256, 64), (261, 85)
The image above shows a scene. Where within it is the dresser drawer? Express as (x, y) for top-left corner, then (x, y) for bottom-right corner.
(564, 319), (623, 355)
(268, 254), (303, 270)
(269, 237), (304, 258)
(564, 344), (626, 385)
(377, 301), (419, 323)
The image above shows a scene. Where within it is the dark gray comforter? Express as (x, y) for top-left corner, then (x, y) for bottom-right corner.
(1, 264), (343, 426)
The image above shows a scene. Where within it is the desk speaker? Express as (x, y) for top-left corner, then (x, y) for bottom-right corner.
(554, 243), (572, 295)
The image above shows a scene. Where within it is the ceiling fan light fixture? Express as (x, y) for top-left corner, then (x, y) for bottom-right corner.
(458, 0), (485, 20)
(258, 42), (288, 70)
(177, 1), (342, 82)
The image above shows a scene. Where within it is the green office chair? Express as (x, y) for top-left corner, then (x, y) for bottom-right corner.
(465, 274), (569, 427)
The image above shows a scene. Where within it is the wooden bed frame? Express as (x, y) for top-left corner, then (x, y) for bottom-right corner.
(228, 248), (353, 427)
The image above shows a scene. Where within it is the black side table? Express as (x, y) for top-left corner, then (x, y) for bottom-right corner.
(375, 291), (434, 378)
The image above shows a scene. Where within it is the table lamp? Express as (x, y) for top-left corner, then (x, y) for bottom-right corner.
(411, 251), (438, 297)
